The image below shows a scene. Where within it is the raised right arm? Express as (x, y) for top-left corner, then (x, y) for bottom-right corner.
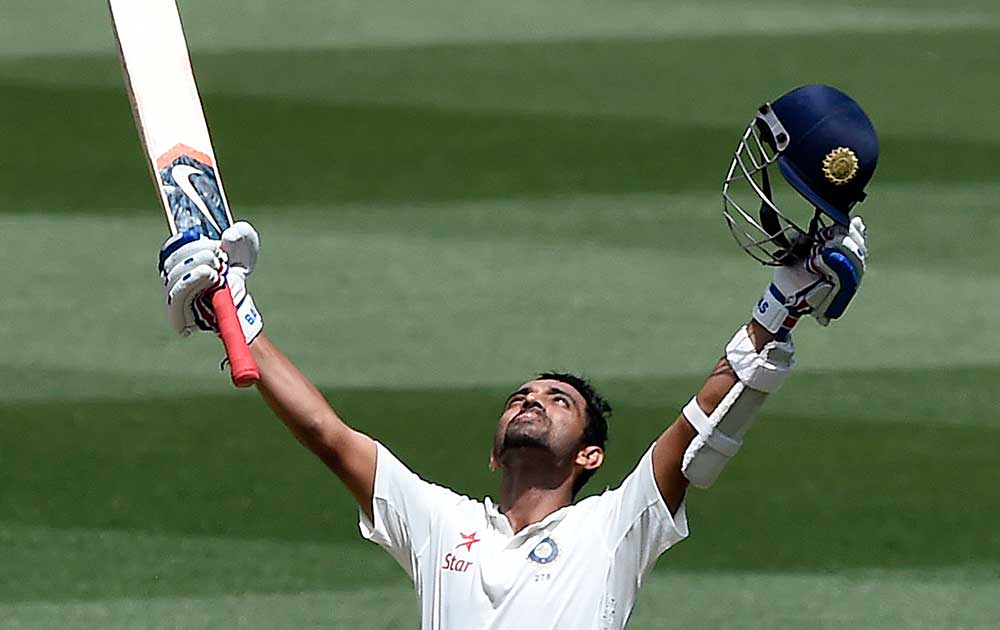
(251, 334), (377, 522)
(157, 224), (377, 522)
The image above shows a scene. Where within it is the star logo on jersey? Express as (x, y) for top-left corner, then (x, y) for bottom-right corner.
(455, 531), (481, 552)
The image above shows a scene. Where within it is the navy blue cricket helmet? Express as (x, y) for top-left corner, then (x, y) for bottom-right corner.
(722, 85), (879, 265)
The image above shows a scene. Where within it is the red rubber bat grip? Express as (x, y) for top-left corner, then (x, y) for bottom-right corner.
(211, 288), (260, 387)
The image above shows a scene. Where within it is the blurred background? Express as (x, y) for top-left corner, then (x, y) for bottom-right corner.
(1, 1), (998, 628)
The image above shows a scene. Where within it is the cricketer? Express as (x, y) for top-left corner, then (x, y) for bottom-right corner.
(158, 84), (877, 629)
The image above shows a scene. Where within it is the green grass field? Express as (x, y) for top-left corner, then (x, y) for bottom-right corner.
(2, 1), (999, 627)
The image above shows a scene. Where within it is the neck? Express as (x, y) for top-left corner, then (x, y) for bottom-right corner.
(497, 447), (575, 533)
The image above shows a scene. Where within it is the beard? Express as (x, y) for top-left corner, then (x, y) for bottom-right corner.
(497, 408), (554, 454)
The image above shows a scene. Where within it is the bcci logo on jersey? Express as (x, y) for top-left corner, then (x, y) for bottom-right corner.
(528, 537), (558, 564)
(156, 144), (230, 240)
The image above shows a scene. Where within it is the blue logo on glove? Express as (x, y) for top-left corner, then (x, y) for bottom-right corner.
(820, 249), (860, 320)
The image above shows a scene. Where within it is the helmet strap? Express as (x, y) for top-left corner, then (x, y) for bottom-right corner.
(757, 166), (791, 253)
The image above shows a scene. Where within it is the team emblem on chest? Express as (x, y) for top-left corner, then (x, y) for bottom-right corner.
(528, 537), (559, 564)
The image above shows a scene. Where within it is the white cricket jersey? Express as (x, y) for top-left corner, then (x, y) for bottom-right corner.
(359, 442), (689, 629)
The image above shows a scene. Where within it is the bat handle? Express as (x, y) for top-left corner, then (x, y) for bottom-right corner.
(211, 288), (260, 387)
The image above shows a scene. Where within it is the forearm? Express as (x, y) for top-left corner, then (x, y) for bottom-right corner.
(250, 334), (376, 513)
(252, 335), (349, 448)
(654, 321), (785, 511)
(695, 321), (774, 411)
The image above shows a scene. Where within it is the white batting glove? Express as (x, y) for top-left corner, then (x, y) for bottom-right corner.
(752, 216), (868, 337)
(157, 221), (263, 344)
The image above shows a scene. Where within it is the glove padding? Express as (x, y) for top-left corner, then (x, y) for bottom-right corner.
(158, 221), (262, 344)
(753, 216), (868, 336)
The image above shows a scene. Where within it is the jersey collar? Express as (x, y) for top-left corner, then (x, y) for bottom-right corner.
(483, 497), (572, 540)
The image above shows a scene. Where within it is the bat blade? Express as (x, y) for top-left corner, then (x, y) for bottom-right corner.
(110, 0), (259, 387)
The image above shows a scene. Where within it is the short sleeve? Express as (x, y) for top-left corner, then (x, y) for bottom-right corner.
(599, 443), (690, 576)
(358, 442), (458, 579)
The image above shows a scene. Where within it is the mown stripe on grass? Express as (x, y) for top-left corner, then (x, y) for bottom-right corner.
(0, 585), (416, 630)
(3, 0), (997, 59)
(0, 523), (404, 603)
(5, 179), (1000, 266)
(1, 209), (997, 395)
(630, 567), (1000, 630)
(2, 373), (998, 571)
(4, 28), (999, 144)
(2, 567), (997, 629)
(2, 363), (997, 427)
(2, 63), (999, 213)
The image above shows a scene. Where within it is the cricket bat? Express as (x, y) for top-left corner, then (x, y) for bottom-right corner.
(109, 0), (259, 387)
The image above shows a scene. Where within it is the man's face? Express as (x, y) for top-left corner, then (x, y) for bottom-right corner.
(493, 379), (589, 463)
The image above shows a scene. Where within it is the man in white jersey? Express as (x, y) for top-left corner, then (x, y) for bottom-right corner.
(158, 85), (877, 628)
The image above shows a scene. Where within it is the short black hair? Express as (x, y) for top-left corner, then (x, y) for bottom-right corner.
(538, 371), (612, 497)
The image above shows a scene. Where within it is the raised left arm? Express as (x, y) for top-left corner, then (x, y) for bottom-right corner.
(652, 321), (776, 513)
(651, 217), (868, 514)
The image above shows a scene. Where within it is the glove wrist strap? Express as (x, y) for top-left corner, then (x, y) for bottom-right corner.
(752, 284), (799, 337)
(235, 293), (263, 345)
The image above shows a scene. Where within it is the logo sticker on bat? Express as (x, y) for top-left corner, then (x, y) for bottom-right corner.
(156, 144), (230, 239)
